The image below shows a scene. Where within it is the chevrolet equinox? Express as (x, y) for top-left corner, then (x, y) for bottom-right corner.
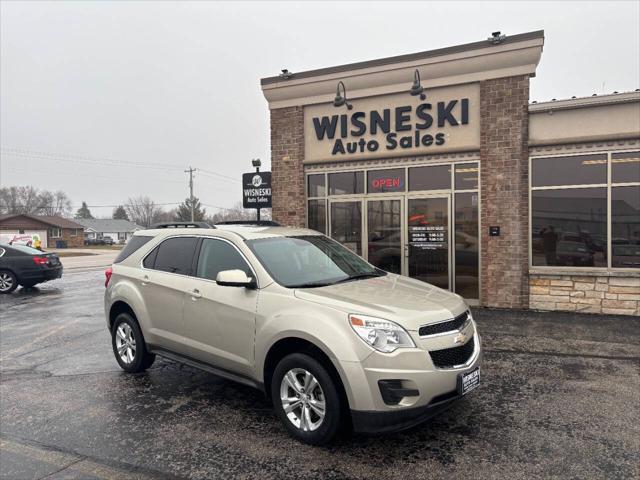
(105, 222), (481, 444)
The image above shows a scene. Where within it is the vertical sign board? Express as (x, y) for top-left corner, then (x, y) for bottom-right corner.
(242, 171), (272, 209)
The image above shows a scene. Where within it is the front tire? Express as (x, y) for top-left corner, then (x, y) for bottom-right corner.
(271, 353), (343, 445)
(111, 313), (156, 373)
(0, 270), (18, 294)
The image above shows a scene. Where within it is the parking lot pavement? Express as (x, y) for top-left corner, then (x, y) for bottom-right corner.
(1, 271), (638, 480)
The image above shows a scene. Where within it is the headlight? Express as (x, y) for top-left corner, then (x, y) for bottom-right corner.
(349, 314), (416, 353)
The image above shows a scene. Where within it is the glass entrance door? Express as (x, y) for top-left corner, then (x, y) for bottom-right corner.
(367, 199), (402, 274)
(406, 196), (451, 289)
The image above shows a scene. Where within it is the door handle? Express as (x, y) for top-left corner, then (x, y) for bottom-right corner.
(141, 275), (149, 286)
(190, 288), (202, 299)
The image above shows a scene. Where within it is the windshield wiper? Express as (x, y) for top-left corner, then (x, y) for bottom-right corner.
(335, 272), (385, 284)
(287, 281), (336, 288)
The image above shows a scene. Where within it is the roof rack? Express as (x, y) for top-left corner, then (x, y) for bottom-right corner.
(148, 222), (214, 229)
(215, 220), (281, 227)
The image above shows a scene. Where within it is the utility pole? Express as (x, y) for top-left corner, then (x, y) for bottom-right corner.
(184, 166), (197, 222)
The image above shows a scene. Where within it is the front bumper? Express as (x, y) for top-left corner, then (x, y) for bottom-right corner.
(343, 326), (482, 433)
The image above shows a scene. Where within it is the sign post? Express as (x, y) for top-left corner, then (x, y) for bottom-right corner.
(242, 159), (272, 222)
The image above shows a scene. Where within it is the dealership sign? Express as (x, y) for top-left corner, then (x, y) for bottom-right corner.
(304, 84), (480, 162)
(242, 172), (272, 209)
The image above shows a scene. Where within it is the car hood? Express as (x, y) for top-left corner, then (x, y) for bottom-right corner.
(294, 274), (467, 331)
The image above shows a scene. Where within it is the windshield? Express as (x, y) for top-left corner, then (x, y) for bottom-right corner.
(247, 235), (385, 288)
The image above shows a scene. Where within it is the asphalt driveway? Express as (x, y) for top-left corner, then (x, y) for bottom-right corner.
(1, 270), (638, 480)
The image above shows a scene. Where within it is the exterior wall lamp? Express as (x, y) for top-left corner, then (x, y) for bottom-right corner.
(333, 81), (353, 110)
(410, 69), (426, 100)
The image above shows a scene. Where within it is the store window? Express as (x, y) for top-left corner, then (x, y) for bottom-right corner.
(308, 174), (326, 197)
(409, 165), (451, 191)
(367, 169), (405, 193)
(308, 199), (327, 234)
(455, 192), (479, 298)
(455, 163), (479, 190)
(329, 171), (364, 195)
(531, 151), (640, 269)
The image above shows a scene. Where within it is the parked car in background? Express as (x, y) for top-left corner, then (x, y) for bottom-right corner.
(0, 243), (63, 293)
(105, 222), (481, 445)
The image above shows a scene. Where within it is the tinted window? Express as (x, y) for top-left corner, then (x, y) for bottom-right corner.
(455, 163), (478, 190)
(196, 239), (250, 281)
(531, 188), (607, 267)
(367, 169), (405, 193)
(308, 174), (326, 197)
(612, 151), (640, 184)
(153, 237), (198, 275)
(612, 186), (640, 268)
(330, 201), (362, 255)
(143, 247), (158, 268)
(409, 165), (451, 191)
(531, 154), (607, 187)
(455, 192), (479, 298)
(308, 200), (326, 234)
(5, 244), (42, 255)
(328, 171), (364, 195)
(114, 236), (153, 263)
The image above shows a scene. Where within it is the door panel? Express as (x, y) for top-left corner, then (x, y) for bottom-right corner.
(407, 196), (450, 289)
(182, 280), (257, 376)
(367, 199), (402, 274)
(181, 237), (258, 376)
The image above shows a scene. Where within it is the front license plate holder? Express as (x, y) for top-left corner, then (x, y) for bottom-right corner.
(457, 367), (480, 396)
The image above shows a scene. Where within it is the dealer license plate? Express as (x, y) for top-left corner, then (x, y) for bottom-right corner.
(458, 367), (480, 395)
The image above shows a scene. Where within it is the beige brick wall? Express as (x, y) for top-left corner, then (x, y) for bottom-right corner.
(270, 106), (306, 228)
(479, 75), (531, 309)
(530, 274), (640, 316)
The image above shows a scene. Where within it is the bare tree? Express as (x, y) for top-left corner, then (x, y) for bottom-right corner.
(0, 186), (41, 214)
(39, 190), (72, 217)
(206, 202), (269, 224)
(124, 196), (163, 227)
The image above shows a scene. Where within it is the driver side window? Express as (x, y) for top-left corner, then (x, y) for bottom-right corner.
(196, 238), (251, 282)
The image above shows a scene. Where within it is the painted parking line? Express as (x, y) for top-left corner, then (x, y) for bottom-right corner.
(0, 437), (166, 480)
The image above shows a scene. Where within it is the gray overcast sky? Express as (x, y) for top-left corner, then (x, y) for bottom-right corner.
(1, 0), (639, 217)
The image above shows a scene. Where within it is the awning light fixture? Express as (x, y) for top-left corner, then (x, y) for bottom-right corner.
(333, 81), (353, 110)
(410, 69), (426, 100)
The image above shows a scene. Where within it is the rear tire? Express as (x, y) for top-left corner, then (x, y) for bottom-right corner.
(0, 270), (18, 294)
(111, 312), (156, 373)
(271, 353), (343, 445)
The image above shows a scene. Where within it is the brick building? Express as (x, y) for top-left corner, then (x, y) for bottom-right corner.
(260, 30), (640, 316)
(0, 214), (85, 248)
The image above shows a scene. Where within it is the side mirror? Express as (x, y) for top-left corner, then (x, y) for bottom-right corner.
(216, 269), (256, 288)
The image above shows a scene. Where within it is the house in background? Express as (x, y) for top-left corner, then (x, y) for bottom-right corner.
(75, 219), (142, 244)
(0, 214), (85, 248)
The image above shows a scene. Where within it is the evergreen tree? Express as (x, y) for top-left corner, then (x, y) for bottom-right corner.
(74, 201), (94, 219)
(175, 197), (206, 222)
(112, 205), (129, 220)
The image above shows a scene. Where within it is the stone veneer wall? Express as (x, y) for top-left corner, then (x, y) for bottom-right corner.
(479, 75), (531, 309)
(530, 274), (640, 316)
(269, 106), (306, 228)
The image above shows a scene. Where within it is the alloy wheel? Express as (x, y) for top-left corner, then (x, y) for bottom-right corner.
(280, 368), (326, 432)
(115, 323), (136, 364)
(0, 272), (14, 292)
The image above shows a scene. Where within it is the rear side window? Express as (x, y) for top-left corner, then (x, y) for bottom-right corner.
(114, 236), (153, 263)
(152, 237), (198, 275)
(196, 238), (251, 281)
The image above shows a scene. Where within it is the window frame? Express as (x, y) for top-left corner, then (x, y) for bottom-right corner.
(49, 228), (62, 239)
(529, 149), (640, 272)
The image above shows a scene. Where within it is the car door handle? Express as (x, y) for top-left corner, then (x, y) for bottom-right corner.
(141, 275), (149, 286)
(190, 288), (202, 299)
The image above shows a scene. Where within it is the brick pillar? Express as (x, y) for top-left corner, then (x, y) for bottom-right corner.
(269, 106), (305, 227)
(479, 75), (530, 309)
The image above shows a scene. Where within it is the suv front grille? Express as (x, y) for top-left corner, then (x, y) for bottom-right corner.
(429, 337), (475, 368)
(419, 311), (469, 337)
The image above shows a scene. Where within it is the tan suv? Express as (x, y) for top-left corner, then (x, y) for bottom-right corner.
(105, 222), (481, 444)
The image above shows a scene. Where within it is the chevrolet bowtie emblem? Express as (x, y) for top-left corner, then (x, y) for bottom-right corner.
(454, 333), (468, 345)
